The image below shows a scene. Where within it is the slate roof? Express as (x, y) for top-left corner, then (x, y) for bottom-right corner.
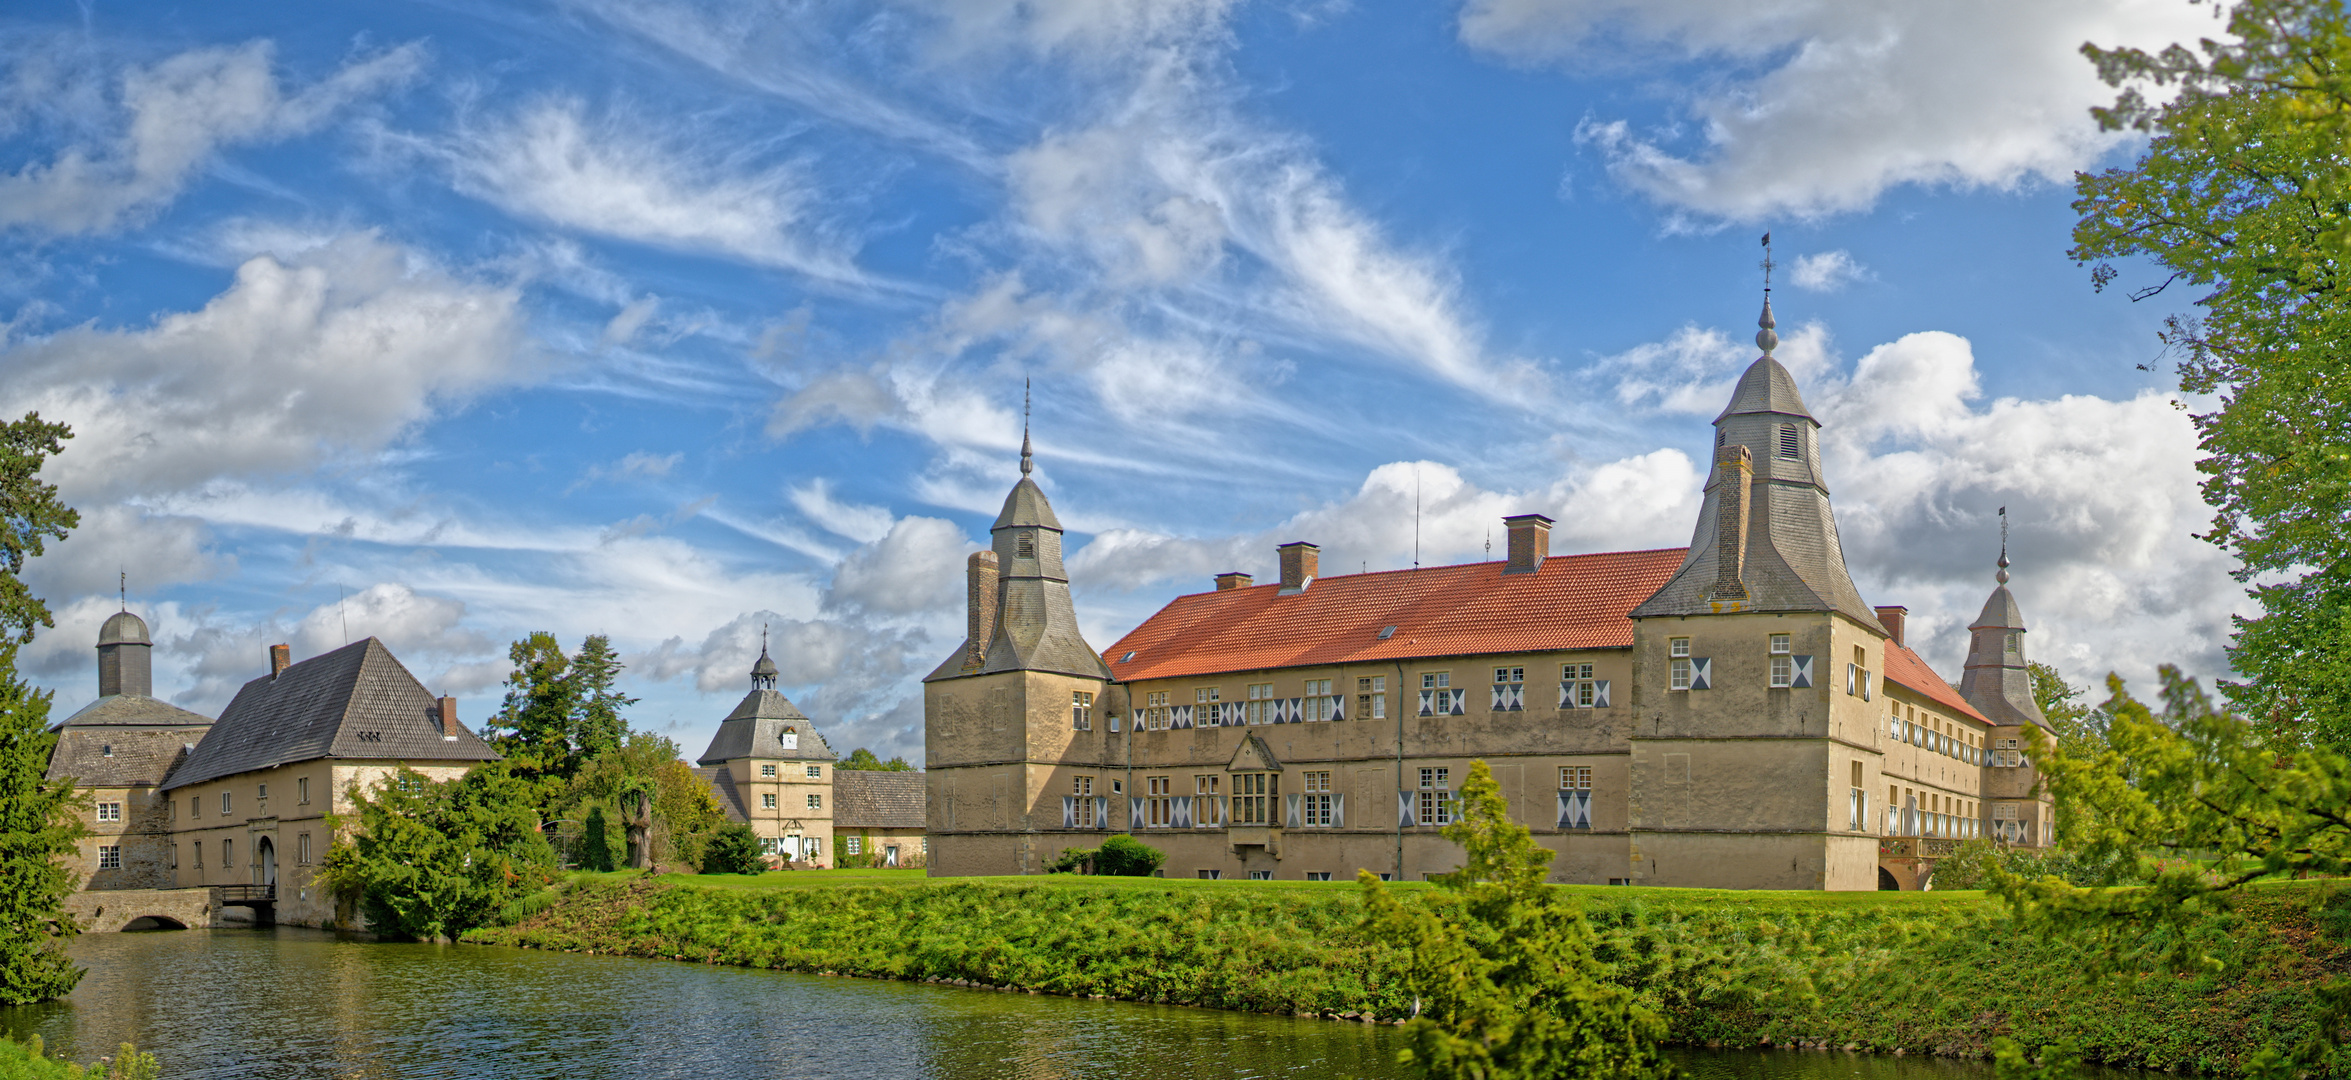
(834, 770), (925, 830)
(1958, 582), (2052, 730)
(1715, 353), (1816, 422)
(163, 638), (498, 791)
(46, 727), (203, 787)
(51, 693), (213, 730)
(696, 688), (840, 765)
(992, 476), (1062, 531)
(693, 766), (749, 823)
(99, 611), (151, 646)
(1103, 549), (1688, 683)
(928, 467), (1111, 683)
(1881, 643), (1991, 726)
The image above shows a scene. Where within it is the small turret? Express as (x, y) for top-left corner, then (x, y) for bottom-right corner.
(1958, 511), (2048, 728)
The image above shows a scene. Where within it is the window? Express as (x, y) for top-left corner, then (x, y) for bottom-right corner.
(1302, 771), (1334, 826)
(258, 783), (268, 800)
(1072, 690), (1095, 731)
(1195, 686), (1220, 725)
(1419, 672), (1462, 716)
(396, 774), (424, 794)
(1143, 690), (1170, 730)
(761, 764), (778, 777)
(101, 744), (113, 757)
(169, 844), (178, 869)
(1417, 767), (1453, 826)
(1074, 776), (1096, 828)
(1246, 683), (1273, 725)
(221, 792), (233, 815)
(222, 839), (233, 869)
(806, 765), (822, 779)
(98, 845), (121, 870)
(1558, 766), (1592, 829)
(190, 796), (200, 819)
(1423, 672), (1451, 688)
(845, 836), (863, 855)
(1560, 663), (1599, 708)
(1778, 424), (1801, 459)
(1247, 870), (1273, 880)
(1769, 634), (1794, 687)
(763, 793), (778, 809)
(1195, 775), (1222, 826)
(1493, 666), (1524, 683)
(298, 832), (312, 865)
(1302, 678), (1335, 720)
(1357, 676), (1386, 720)
(1147, 775), (1173, 827)
(1560, 766), (1592, 790)
(806, 793), (823, 811)
(95, 802), (122, 823)
(1306, 871), (1333, 881)
(297, 777), (310, 805)
(1669, 638), (1693, 690)
(1849, 761), (1867, 831)
(1232, 773), (1274, 825)
(1197, 869), (1222, 880)
(1016, 531), (1036, 559)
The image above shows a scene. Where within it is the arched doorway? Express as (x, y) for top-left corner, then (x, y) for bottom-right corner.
(256, 836), (277, 891)
(1877, 867), (1901, 891)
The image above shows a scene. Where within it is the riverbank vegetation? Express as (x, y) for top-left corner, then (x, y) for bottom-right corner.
(0, 1037), (155, 1080)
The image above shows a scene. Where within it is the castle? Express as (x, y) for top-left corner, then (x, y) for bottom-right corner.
(923, 292), (2055, 890)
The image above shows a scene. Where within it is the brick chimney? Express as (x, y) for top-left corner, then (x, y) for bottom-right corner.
(1277, 542), (1318, 596)
(1875, 605), (1908, 648)
(1710, 444), (1753, 602)
(1502, 514), (1553, 574)
(439, 696), (461, 739)
(1214, 572), (1253, 591)
(965, 550), (999, 670)
(268, 643), (291, 679)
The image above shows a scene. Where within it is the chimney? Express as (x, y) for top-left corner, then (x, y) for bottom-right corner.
(1502, 514), (1553, 574)
(1710, 444), (1753, 602)
(439, 696), (461, 740)
(1875, 606), (1908, 648)
(268, 643), (291, 679)
(965, 550), (999, 670)
(1277, 542), (1318, 596)
(1214, 572), (1254, 591)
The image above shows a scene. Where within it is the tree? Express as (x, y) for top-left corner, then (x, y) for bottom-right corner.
(0, 414), (78, 649)
(839, 747), (913, 771)
(579, 806), (617, 872)
(701, 823), (764, 875)
(569, 635), (634, 764)
(2072, 0), (2351, 748)
(614, 775), (655, 871)
(482, 633), (577, 781)
(319, 765), (559, 942)
(1093, 834), (1165, 876)
(1356, 761), (1671, 1080)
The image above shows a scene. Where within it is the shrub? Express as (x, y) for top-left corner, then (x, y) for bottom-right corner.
(701, 823), (763, 875)
(1093, 835), (1165, 876)
(579, 806), (616, 872)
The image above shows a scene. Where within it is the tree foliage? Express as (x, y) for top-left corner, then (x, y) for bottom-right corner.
(839, 747), (914, 771)
(701, 823), (764, 875)
(319, 765), (559, 942)
(2073, 0), (2351, 747)
(579, 805), (617, 872)
(1357, 761), (1670, 1080)
(0, 668), (86, 1005)
(0, 413), (78, 649)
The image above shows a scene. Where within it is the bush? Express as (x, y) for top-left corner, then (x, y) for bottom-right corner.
(579, 806), (617, 872)
(1930, 839), (2143, 890)
(317, 764), (558, 942)
(701, 823), (763, 875)
(1093, 835), (1165, 876)
(1, 1035), (157, 1079)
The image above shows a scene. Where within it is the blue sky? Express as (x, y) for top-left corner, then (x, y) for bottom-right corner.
(5, 0), (2236, 763)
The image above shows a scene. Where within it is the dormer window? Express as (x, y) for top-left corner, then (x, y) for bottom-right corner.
(1016, 531), (1036, 559)
(779, 726), (799, 751)
(1778, 425), (1801, 460)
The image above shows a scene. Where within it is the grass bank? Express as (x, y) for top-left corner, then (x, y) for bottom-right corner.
(464, 873), (2349, 1075)
(0, 1036), (154, 1080)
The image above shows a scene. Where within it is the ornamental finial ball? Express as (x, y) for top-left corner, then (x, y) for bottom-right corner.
(1756, 297), (1779, 356)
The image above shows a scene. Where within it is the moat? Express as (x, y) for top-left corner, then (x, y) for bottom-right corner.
(5, 929), (2135, 1080)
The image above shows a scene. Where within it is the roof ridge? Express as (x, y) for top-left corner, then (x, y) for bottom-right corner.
(1163, 546), (1692, 600)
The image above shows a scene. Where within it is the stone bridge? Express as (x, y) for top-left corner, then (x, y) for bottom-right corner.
(65, 886), (277, 932)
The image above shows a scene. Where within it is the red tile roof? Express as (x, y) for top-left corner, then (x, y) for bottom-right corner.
(1881, 642), (1990, 725)
(1104, 549), (1688, 683)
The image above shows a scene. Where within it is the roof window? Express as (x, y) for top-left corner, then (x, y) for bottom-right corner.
(101, 744), (113, 757)
(1120, 651), (1136, 663)
(1377, 625), (1397, 640)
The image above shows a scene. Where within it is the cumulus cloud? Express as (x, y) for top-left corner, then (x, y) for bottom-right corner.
(2, 231), (527, 503)
(427, 97), (857, 280)
(631, 609), (935, 759)
(0, 40), (423, 235)
(1468, 0), (2213, 220)
(790, 479), (896, 543)
(1601, 319), (1833, 415)
(1790, 250), (1869, 292)
(824, 516), (982, 615)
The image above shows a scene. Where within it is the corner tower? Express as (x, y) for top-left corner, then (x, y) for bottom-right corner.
(922, 413), (1113, 876)
(1625, 255), (1890, 891)
(1958, 518), (2056, 846)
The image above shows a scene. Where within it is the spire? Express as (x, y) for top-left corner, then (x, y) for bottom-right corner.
(1996, 505), (2011, 585)
(1756, 232), (1779, 357)
(119, 569), (126, 613)
(1019, 377), (1033, 476)
(1959, 511), (2047, 728)
(750, 624), (779, 690)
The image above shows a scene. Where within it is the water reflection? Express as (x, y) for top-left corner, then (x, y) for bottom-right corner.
(2, 930), (2141, 1080)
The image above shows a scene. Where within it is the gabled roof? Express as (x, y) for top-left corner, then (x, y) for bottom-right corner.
(834, 770), (924, 830)
(164, 638), (498, 791)
(1881, 642), (1990, 725)
(1104, 549), (1687, 683)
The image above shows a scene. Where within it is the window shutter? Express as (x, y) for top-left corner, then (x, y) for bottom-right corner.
(1095, 796), (1109, 829)
(1559, 681), (1573, 708)
(1847, 663), (1858, 695)
(1449, 688), (1468, 714)
(1174, 796), (1192, 828)
(1399, 790), (1415, 828)
(1492, 685), (1508, 711)
(1285, 793), (1301, 828)
(1861, 670), (1872, 702)
(1689, 659), (1712, 691)
(1062, 795), (1076, 829)
(1332, 793), (1345, 828)
(1573, 789), (1592, 829)
(1556, 790), (1572, 829)
(1418, 689), (1435, 716)
(1330, 695), (1345, 721)
(1129, 796), (1143, 827)
(1790, 656), (1813, 688)
(1594, 680), (1611, 707)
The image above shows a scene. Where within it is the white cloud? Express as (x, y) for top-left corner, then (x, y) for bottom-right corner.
(1601, 319), (1832, 415)
(1, 231), (528, 504)
(790, 479), (897, 543)
(1470, 0), (2214, 220)
(909, 0), (1238, 60)
(0, 40), (422, 235)
(290, 582), (488, 662)
(630, 609), (935, 760)
(602, 295), (661, 347)
(824, 516), (981, 615)
(430, 97), (857, 280)
(1790, 250), (1869, 292)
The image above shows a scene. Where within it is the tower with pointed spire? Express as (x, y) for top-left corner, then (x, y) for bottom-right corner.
(1623, 238), (1893, 891)
(1957, 510), (2057, 846)
(923, 387), (1115, 876)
